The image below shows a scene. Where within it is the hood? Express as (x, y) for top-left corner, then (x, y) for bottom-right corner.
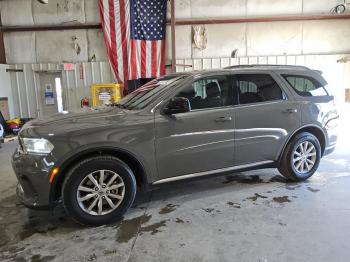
(20, 107), (128, 138)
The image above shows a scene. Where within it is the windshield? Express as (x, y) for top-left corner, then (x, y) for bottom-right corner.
(116, 75), (187, 110)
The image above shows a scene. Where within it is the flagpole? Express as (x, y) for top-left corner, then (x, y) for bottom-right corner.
(170, 0), (176, 73)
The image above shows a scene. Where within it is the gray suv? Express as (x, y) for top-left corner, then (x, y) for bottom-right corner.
(12, 65), (339, 225)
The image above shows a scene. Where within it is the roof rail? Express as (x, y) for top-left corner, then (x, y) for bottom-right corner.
(224, 64), (310, 70)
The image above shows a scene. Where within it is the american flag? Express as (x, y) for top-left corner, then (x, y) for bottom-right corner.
(99, 0), (167, 85)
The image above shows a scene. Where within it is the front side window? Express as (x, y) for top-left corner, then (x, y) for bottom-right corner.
(235, 74), (284, 104)
(175, 75), (232, 110)
(282, 75), (328, 97)
(117, 75), (187, 110)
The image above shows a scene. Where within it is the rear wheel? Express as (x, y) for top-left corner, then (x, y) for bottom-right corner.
(278, 132), (321, 181)
(62, 156), (136, 225)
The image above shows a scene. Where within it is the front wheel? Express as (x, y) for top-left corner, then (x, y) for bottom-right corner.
(278, 132), (321, 182)
(62, 156), (136, 226)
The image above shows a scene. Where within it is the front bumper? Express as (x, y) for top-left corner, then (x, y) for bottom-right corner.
(12, 148), (56, 209)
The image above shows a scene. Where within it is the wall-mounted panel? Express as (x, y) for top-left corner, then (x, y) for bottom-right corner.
(4, 32), (36, 64)
(167, 0), (192, 20)
(87, 29), (109, 62)
(246, 21), (302, 56)
(36, 30), (89, 63)
(303, 20), (350, 55)
(85, 0), (101, 23)
(0, 0), (34, 26)
(190, 0), (246, 18)
(166, 25), (192, 61)
(192, 23), (246, 59)
(303, 0), (341, 14)
(32, 0), (86, 25)
(247, 0), (302, 16)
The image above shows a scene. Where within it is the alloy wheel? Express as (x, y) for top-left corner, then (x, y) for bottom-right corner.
(76, 170), (125, 216)
(292, 141), (317, 174)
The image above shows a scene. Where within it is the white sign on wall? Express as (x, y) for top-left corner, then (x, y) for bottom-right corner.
(45, 84), (55, 105)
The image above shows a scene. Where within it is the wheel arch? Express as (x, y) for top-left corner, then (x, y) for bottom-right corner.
(278, 125), (326, 162)
(50, 147), (148, 205)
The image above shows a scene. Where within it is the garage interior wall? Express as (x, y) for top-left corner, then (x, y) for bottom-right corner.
(0, 0), (349, 118)
(7, 62), (115, 118)
(0, 64), (14, 118)
(7, 54), (350, 118)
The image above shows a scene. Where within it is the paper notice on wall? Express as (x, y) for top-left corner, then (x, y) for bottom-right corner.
(98, 91), (112, 105)
(45, 84), (55, 105)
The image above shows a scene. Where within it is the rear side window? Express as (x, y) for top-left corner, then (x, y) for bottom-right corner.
(282, 75), (328, 97)
(235, 74), (284, 105)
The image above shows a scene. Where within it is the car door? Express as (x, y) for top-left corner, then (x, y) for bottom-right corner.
(154, 74), (235, 180)
(232, 72), (301, 166)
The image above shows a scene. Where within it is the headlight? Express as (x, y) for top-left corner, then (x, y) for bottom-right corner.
(22, 138), (54, 155)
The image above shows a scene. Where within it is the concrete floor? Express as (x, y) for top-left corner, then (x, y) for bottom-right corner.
(0, 107), (349, 262)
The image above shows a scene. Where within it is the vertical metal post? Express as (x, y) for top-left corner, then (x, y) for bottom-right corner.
(170, 0), (176, 73)
(0, 14), (7, 64)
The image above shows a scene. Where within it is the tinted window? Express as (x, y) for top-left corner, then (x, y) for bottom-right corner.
(236, 74), (284, 104)
(117, 76), (187, 110)
(283, 75), (328, 97)
(176, 75), (232, 110)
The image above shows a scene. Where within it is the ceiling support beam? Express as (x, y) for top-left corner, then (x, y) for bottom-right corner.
(170, 13), (350, 26)
(0, 14), (349, 33)
(1, 23), (101, 32)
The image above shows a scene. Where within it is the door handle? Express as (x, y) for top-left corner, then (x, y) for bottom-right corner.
(283, 108), (298, 114)
(215, 116), (232, 122)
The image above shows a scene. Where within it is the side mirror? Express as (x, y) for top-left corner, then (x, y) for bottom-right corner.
(163, 97), (191, 115)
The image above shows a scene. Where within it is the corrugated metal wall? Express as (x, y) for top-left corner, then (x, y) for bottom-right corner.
(8, 62), (114, 118)
(7, 54), (350, 118)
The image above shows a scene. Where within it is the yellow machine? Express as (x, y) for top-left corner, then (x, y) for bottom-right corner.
(91, 83), (124, 107)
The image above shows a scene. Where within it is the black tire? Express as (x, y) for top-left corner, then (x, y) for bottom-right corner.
(278, 132), (321, 182)
(62, 156), (136, 226)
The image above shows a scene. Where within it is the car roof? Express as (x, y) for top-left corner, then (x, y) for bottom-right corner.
(223, 64), (311, 70)
(168, 64), (322, 78)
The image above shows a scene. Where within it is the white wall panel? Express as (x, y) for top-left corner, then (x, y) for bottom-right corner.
(247, 0), (302, 16)
(0, 0), (34, 26)
(32, 0), (86, 25)
(166, 25), (192, 62)
(192, 23), (247, 58)
(247, 21), (303, 56)
(168, 0), (192, 19)
(36, 30), (89, 63)
(4, 32), (36, 64)
(87, 29), (109, 62)
(85, 0), (101, 23)
(303, 0), (340, 14)
(303, 20), (350, 55)
(191, 0), (246, 18)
